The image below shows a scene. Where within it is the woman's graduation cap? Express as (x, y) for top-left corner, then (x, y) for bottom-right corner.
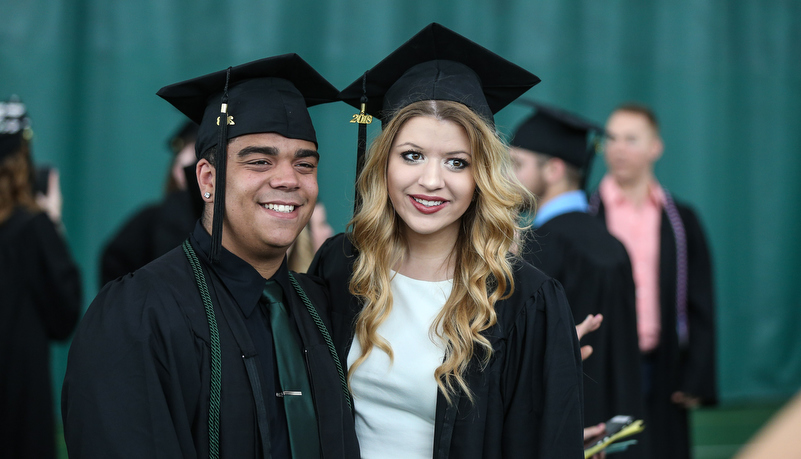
(157, 54), (339, 263)
(339, 22), (541, 209)
(510, 101), (605, 188)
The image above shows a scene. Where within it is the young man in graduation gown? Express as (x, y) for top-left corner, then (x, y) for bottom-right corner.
(509, 103), (645, 457)
(588, 103), (717, 459)
(62, 55), (360, 459)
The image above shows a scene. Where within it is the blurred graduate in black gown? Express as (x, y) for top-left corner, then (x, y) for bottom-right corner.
(99, 121), (202, 286)
(509, 102), (645, 457)
(0, 95), (82, 459)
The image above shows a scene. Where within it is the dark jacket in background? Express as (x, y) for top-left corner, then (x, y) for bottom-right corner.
(0, 207), (82, 459)
(523, 211), (645, 458)
(592, 196), (717, 459)
(99, 189), (197, 288)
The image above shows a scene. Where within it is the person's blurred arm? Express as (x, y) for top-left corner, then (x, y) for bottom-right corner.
(576, 313), (603, 361)
(35, 168), (62, 229)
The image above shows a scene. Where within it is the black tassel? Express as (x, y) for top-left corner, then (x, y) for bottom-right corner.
(354, 120), (367, 213)
(352, 72), (371, 214)
(210, 67), (232, 264)
(580, 135), (600, 191)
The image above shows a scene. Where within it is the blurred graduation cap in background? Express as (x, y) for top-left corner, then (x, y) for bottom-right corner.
(168, 120), (199, 156)
(156, 53), (339, 262)
(163, 120), (204, 218)
(0, 95), (33, 160)
(510, 100), (605, 188)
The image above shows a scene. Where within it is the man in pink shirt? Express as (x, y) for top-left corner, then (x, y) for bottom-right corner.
(589, 103), (717, 459)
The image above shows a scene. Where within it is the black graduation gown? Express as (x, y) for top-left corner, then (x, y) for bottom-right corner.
(310, 233), (585, 459)
(99, 189), (198, 287)
(523, 211), (644, 457)
(0, 207), (82, 459)
(63, 223), (359, 459)
(593, 198), (717, 459)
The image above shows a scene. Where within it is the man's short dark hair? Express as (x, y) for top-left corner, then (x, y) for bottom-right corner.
(200, 145), (216, 163)
(563, 161), (583, 188)
(535, 152), (584, 189)
(200, 136), (236, 164)
(614, 102), (660, 134)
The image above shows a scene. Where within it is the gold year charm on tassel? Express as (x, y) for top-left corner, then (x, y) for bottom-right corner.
(216, 103), (235, 126)
(350, 103), (372, 125)
(216, 115), (235, 126)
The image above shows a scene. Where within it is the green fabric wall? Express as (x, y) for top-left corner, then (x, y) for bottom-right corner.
(2, 0), (799, 410)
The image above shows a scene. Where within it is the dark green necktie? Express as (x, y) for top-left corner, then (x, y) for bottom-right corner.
(262, 280), (321, 458)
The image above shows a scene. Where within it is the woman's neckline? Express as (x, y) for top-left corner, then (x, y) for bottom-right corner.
(391, 269), (453, 284)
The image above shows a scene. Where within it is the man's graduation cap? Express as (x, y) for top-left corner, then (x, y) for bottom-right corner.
(0, 95), (33, 160)
(511, 101), (604, 187)
(339, 22), (540, 208)
(157, 54), (339, 263)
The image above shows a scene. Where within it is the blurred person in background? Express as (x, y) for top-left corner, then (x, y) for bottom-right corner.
(589, 102), (717, 459)
(0, 95), (82, 459)
(510, 102), (644, 458)
(287, 201), (334, 273)
(99, 120), (202, 287)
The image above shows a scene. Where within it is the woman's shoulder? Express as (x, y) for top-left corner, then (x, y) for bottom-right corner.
(1, 206), (46, 234)
(309, 232), (357, 281)
(493, 257), (570, 330)
(1, 207), (70, 261)
(508, 256), (559, 298)
(318, 232), (356, 256)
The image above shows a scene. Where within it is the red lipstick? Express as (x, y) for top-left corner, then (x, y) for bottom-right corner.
(408, 195), (447, 214)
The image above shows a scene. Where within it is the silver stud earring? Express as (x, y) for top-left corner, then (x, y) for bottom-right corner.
(204, 192), (211, 199)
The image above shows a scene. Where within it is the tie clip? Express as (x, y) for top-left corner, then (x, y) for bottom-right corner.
(276, 391), (302, 397)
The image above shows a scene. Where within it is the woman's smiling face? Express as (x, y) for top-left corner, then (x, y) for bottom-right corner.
(386, 115), (476, 241)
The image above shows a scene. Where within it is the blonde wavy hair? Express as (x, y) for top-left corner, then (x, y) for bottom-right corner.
(0, 141), (38, 223)
(348, 100), (534, 403)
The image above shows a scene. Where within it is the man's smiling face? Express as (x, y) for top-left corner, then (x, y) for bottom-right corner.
(219, 132), (318, 262)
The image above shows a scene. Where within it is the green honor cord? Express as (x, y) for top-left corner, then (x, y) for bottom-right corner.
(182, 239), (352, 459)
(182, 240), (222, 459)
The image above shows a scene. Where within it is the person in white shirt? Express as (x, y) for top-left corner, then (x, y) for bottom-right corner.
(310, 23), (584, 459)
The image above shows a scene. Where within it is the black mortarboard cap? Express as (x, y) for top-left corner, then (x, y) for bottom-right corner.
(511, 101), (604, 172)
(0, 95), (33, 160)
(340, 23), (540, 126)
(156, 54), (338, 263)
(340, 23), (540, 212)
(158, 53), (339, 157)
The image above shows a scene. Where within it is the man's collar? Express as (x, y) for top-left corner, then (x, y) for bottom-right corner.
(532, 190), (589, 228)
(600, 175), (664, 207)
(648, 181), (666, 206)
(190, 221), (291, 317)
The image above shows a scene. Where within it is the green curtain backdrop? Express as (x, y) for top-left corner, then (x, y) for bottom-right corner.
(2, 0), (799, 414)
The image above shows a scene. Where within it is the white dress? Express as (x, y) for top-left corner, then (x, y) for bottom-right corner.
(347, 272), (452, 459)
